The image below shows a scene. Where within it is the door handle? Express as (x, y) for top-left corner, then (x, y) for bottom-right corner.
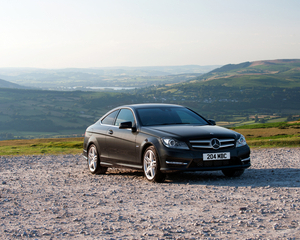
(108, 129), (113, 135)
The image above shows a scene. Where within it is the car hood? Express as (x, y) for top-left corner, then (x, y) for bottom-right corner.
(141, 125), (239, 140)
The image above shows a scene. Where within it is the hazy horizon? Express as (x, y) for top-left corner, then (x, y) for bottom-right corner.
(1, 0), (299, 68)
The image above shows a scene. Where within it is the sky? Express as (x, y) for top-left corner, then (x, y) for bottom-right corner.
(1, 0), (300, 68)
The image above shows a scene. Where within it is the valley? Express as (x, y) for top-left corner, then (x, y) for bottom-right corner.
(0, 59), (299, 140)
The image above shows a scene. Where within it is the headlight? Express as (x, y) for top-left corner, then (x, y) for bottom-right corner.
(161, 137), (189, 150)
(236, 135), (247, 147)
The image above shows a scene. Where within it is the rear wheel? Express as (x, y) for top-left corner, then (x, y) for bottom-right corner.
(87, 144), (107, 174)
(143, 146), (165, 183)
(222, 169), (244, 177)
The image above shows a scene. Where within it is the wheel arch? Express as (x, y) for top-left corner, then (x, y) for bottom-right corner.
(141, 142), (154, 164)
(141, 139), (166, 183)
(86, 136), (101, 156)
(140, 137), (161, 164)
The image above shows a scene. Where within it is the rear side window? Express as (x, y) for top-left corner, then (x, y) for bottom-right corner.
(101, 110), (119, 125)
(115, 109), (135, 126)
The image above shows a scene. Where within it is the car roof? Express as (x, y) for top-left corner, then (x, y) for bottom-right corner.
(100, 103), (185, 121)
(121, 103), (184, 109)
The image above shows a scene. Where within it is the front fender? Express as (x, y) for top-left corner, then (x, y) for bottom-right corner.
(139, 136), (162, 164)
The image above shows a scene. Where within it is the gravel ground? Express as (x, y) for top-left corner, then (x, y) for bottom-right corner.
(0, 148), (300, 239)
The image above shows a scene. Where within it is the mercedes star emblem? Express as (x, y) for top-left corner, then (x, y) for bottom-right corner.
(211, 138), (221, 149)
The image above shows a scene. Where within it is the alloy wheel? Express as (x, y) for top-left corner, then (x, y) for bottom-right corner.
(143, 149), (157, 180)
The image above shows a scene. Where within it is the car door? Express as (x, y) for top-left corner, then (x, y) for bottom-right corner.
(93, 109), (119, 163)
(105, 108), (139, 167)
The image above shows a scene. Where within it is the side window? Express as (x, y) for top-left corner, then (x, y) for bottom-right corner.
(115, 109), (135, 126)
(101, 110), (119, 125)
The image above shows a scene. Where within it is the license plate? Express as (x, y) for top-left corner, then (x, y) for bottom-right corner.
(203, 152), (230, 161)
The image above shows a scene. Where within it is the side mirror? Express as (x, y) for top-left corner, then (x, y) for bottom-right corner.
(119, 121), (137, 132)
(119, 121), (133, 129)
(208, 119), (216, 125)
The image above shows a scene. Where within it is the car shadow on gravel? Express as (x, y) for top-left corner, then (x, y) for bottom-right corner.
(106, 169), (144, 177)
(102, 168), (300, 188)
(164, 168), (300, 188)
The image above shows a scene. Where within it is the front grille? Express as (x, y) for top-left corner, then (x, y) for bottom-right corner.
(189, 138), (235, 150)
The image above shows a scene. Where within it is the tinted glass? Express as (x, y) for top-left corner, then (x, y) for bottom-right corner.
(101, 110), (119, 125)
(136, 107), (208, 126)
(115, 109), (135, 126)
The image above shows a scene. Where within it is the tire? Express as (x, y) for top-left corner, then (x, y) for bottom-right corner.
(87, 144), (107, 174)
(143, 146), (166, 183)
(222, 169), (244, 177)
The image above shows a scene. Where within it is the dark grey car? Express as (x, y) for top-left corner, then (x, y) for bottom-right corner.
(83, 104), (251, 182)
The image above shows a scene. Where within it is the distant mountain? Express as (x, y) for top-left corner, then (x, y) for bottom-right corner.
(190, 59), (300, 88)
(210, 59), (299, 74)
(0, 79), (30, 89)
(0, 65), (220, 90)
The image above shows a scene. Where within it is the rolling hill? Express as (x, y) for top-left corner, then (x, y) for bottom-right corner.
(139, 59), (300, 119)
(189, 59), (300, 88)
(0, 79), (30, 89)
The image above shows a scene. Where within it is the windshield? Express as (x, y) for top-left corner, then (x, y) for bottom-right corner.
(136, 107), (209, 126)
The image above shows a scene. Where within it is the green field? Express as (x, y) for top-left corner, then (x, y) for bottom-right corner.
(0, 138), (83, 155)
(233, 121), (300, 148)
(232, 121), (300, 129)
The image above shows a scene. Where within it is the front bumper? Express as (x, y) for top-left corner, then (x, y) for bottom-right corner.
(158, 145), (251, 172)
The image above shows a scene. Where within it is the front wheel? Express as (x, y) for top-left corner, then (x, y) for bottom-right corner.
(222, 169), (244, 177)
(143, 146), (165, 183)
(87, 144), (107, 174)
